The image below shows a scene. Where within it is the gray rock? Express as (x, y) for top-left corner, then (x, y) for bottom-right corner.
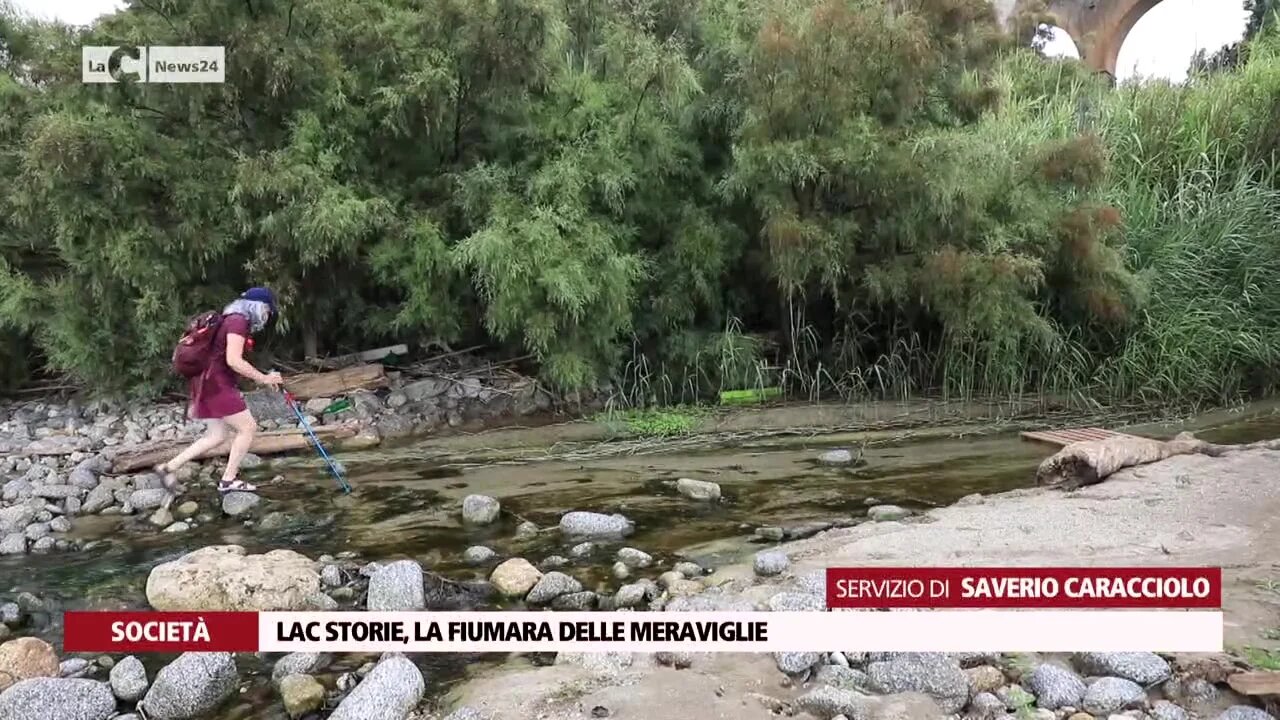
(109, 655), (149, 701)
(611, 561), (630, 580)
(1081, 677), (1146, 715)
(258, 511), (290, 530)
(1216, 708), (1277, 720)
(818, 449), (854, 466)
(526, 572), (583, 604)
(33, 485), (80, 500)
(776, 651), (822, 675)
(23, 522), (50, 540)
(1151, 700), (1189, 720)
(996, 684), (1034, 709)
(49, 517), (71, 533)
(616, 547), (653, 568)
(81, 484), (115, 514)
(162, 521), (190, 533)
(674, 561), (703, 578)
(0, 505), (36, 533)
(462, 546), (496, 565)
(128, 489), (169, 511)
(539, 555), (568, 570)
(550, 591), (597, 610)
(0, 677), (116, 720)
(220, 491), (260, 517)
(367, 560), (426, 611)
(461, 495), (500, 524)
(1163, 676), (1218, 704)
(753, 550), (789, 576)
(792, 686), (873, 719)
(0, 602), (20, 623)
(867, 655), (969, 713)
(514, 521), (539, 539)
(664, 593), (757, 612)
(569, 542), (595, 558)
(558, 511), (633, 538)
(0, 532), (26, 554)
(443, 708), (492, 720)
(148, 507), (174, 527)
(1026, 663), (1086, 709)
(675, 478), (721, 501)
(614, 583), (648, 608)
(327, 655), (425, 720)
(867, 504), (908, 521)
(969, 692), (1007, 718)
(30, 536), (55, 553)
(755, 526), (786, 541)
(271, 652), (331, 686)
(766, 591), (826, 612)
(1074, 652), (1171, 686)
(59, 658), (91, 677)
(137, 652), (238, 720)
(320, 564), (343, 588)
(812, 665), (873, 692)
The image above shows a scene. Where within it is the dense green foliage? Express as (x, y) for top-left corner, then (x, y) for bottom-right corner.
(0, 0), (1275, 409)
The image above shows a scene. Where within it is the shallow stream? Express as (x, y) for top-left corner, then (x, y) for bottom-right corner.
(4, 399), (1278, 717)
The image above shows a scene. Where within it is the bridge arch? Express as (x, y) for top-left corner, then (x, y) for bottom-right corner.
(998, 0), (1165, 76)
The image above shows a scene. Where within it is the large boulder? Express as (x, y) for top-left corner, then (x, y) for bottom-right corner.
(109, 655), (148, 702)
(0, 637), (60, 690)
(328, 655), (424, 720)
(145, 545), (325, 611)
(0, 677), (116, 720)
(1026, 663), (1086, 709)
(866, 654), (969, 713)
(137, 652), (238, 720)
(1074, 651), (1171, 686)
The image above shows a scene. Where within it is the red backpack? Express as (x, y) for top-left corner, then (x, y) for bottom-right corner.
(172, 311), (223, 378)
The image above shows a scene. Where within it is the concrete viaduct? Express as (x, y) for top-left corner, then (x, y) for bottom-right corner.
(993, 0), (1163, 77)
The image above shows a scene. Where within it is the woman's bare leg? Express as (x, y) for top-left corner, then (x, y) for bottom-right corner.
(162, 420), (229, 474)
(220, 409), (258, 485)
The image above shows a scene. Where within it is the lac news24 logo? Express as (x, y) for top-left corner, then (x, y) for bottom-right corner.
(82, 46), (225, 84)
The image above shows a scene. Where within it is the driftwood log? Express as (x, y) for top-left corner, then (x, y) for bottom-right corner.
(283, 363), (388, 399)
(111, 423), (360, 473)
(1037, 431), (1280, 489)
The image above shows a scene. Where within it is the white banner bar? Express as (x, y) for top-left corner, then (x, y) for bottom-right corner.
(259, 611), (1222, 653)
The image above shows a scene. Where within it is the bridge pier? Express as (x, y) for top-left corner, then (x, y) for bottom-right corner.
(994, 0), (1166, 77)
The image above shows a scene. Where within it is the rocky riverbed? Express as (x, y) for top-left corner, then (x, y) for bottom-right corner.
(2, 390), (1279, 720)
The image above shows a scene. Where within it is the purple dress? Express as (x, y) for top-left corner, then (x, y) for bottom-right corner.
(189, 313), (251, 419)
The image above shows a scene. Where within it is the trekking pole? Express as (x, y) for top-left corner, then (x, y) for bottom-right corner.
(280, 386), (351, 494)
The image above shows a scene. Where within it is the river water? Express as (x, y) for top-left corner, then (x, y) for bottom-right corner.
(4, 399), (1278, 717)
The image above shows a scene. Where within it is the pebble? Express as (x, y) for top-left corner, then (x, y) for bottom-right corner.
(175, 501), (199, 518)
(1027, 663), (1087, 709)
(1216, 708), (1277, 720)
(616, 547), (653, 568)
(149, 507), (174, 527)
(867, 504), (908, 521)
(461, 495), (500, 524)
(674, 561), (703, 578)
(775, 651), (822, 675)
(321, 564), (343, 587)
(526, 571), (583, 604)
(1082, 677), (1146, 715)
(514, 521), (539, 539)
(1074, 652), (1171, 685)
(271, 653), (331, 686)
(490, 558), (543, 597)
(59, 658), (91, 677)
(109, 655), (149, 701)
(569, 542), (595, 558)
(818, 449), (854, 466)
(969, 692), (1006, 718)
(539, 555), (568, 570)
(558, 511), (633, 538)
(675, 478), (721, 501)
(279, 673), (325, 718)
(162, 521), (190, 533)
(128, 489), (169, 511)
(753, 550), (789, 576)
(221, 491), (260, 517)
(367, 560), (426, 611)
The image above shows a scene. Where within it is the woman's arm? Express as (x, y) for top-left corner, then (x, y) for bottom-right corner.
(225, 333), (275, 385)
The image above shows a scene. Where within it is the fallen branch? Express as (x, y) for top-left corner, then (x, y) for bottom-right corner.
(283, 364), (388, 400)
(111, 423), (360, 473)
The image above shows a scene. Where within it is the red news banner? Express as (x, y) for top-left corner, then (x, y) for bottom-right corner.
(825, 567), (1222, 609)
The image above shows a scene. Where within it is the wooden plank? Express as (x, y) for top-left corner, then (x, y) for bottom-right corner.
(283, 364), (388, 400)
(1019, 427), (1134, 448)
(1228, 671), (1280, 696)
(111, 423), (360, 473)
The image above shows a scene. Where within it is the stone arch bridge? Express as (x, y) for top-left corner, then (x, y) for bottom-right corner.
(993, 0), (1163, 77)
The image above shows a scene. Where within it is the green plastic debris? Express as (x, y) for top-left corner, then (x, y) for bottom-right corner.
(718, 387), (781, 405)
